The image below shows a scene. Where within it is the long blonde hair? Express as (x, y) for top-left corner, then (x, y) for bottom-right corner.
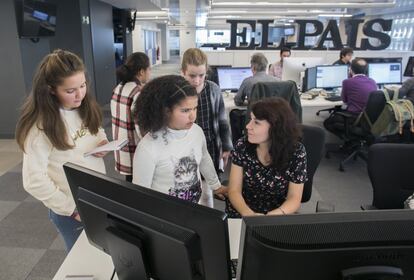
(16, 49), (103, 152)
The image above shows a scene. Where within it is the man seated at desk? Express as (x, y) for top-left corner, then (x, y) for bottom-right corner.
(324, 58), (377, 136)
(333, 47), (353, 66)
(269, 47), (291, 80)
(234, 53), (278, 106)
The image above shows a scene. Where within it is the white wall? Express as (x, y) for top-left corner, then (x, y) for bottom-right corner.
(179, 28), (196, 56)
(132, 22), (159, 53)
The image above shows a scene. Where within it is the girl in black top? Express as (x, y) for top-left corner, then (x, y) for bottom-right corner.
(227, 98), (307, 217)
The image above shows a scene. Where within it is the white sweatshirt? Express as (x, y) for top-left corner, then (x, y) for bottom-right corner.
(132, 124), (221, 201)
(22, 109), (107, 216)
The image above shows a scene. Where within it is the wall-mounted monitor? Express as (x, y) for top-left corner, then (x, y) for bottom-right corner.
(368, 62), (402, 85)
(217, 67), (252, 91)
(17, 0), (57, 38)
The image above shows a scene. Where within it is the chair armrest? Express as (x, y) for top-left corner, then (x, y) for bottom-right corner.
(361, 204), (378, 210)
(335, 111), (355, 119)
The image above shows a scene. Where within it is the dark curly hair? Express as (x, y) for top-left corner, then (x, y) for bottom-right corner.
(116, 52), (150, 84)
(133, 75), (197, 136)
(247, 97), (301, 171)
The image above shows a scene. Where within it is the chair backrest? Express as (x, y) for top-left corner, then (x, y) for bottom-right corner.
(229, 109), (247, 145)
(368, 143), (414, 209)
(248, 81), (303, 123)
(300, 125), (326, 203)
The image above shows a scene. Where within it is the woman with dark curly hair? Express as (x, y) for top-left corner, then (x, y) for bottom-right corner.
(131, 75), (227, 203)
(227, 98), (307, 217)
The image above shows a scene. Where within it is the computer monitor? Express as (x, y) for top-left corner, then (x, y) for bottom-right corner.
(237, 210), (414, 280)
(207, 65), (231, 85)
(282, 57), (324, 86)
(316, 65), (349, 89)
(303, 67), (317, 92)
(63, 163), (232, 280)
(368, 62), (402, 85)
(403, 56), (414, 77)
(217, 67), (252, 91)
(356, 57), (402, 64)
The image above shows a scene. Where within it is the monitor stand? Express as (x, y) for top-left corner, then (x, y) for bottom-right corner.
(105, 226), (150, 280)
(341, 265), (403, 280)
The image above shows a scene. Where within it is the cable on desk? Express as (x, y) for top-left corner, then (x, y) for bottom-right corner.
(110, 268), (115, 280)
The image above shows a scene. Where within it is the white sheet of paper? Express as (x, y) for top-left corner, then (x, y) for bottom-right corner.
(84, 139), (128, 157)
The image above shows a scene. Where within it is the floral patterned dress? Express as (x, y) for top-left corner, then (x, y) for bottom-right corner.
(226, 137), (307, 217)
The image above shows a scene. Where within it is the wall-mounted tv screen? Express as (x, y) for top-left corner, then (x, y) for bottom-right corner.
(17, 0), (57, 38)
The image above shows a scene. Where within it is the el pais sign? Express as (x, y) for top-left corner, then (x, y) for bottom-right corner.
(226, 19), (393, 51)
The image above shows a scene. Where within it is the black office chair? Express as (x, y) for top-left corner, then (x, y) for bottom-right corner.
(229, 109), (247, 145)
(248, 81), (303, 123)
(316, 105), (342, 116)
(361, 143), (414, 210)
(325, 90), (401, 171)
(300, 125), (326, 203)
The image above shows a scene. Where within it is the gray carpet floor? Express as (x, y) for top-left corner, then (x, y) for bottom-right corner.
(0, 58), (373, 279)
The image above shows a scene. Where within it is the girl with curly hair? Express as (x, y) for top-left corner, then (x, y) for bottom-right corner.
(227, 98), (307, 217)
(132, 75), (227, 203)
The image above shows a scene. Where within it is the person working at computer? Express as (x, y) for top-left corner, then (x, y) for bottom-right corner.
(324, 58), (377, 136)
(181, 48), (233, 207)
(333, 47), (354, 65)
(16, 50), (109, 251)
(132, 75), (228, 204)
(226, 98), (307, 217)
(111, 52), (151, 182)
(234, 53), (278, 106)
(269, 47), (291, 80)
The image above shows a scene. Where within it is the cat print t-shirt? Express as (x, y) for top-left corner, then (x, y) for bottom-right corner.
(132, 124), (221, 203)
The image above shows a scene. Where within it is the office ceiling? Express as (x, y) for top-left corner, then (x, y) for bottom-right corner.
(100, 0), (398, 28)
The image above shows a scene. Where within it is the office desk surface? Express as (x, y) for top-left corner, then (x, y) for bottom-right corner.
(223, 94), (343, 115)
(53, 218), (242, 280)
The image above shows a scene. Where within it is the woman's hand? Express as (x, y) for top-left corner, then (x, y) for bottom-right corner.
(92, 139), (109, 158)
(73, 213), (81, 222)
(213, 186), (228, 200)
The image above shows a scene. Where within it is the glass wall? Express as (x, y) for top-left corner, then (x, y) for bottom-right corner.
(386, 0), (414, 51)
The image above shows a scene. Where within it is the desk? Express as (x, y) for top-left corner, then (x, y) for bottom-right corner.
(223, 94), (343, 116)
(53, 219), (242, 280)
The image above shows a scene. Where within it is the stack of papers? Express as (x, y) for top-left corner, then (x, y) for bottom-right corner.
(84, 139), (128, 157)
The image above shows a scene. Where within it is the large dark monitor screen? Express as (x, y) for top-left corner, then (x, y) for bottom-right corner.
(217, 67), (252, 91)
(316, 65), (348, 89)
(368, 62), (402, 85)
(404, 56), (414, 77)
(18, 0), (57, 38)
(63, 163), (232, 280)
(237, 210), (414, 280)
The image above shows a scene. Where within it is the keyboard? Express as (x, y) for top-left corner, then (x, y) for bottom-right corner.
(325, 96), (342, 102)
(230, 259), (238, 278)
